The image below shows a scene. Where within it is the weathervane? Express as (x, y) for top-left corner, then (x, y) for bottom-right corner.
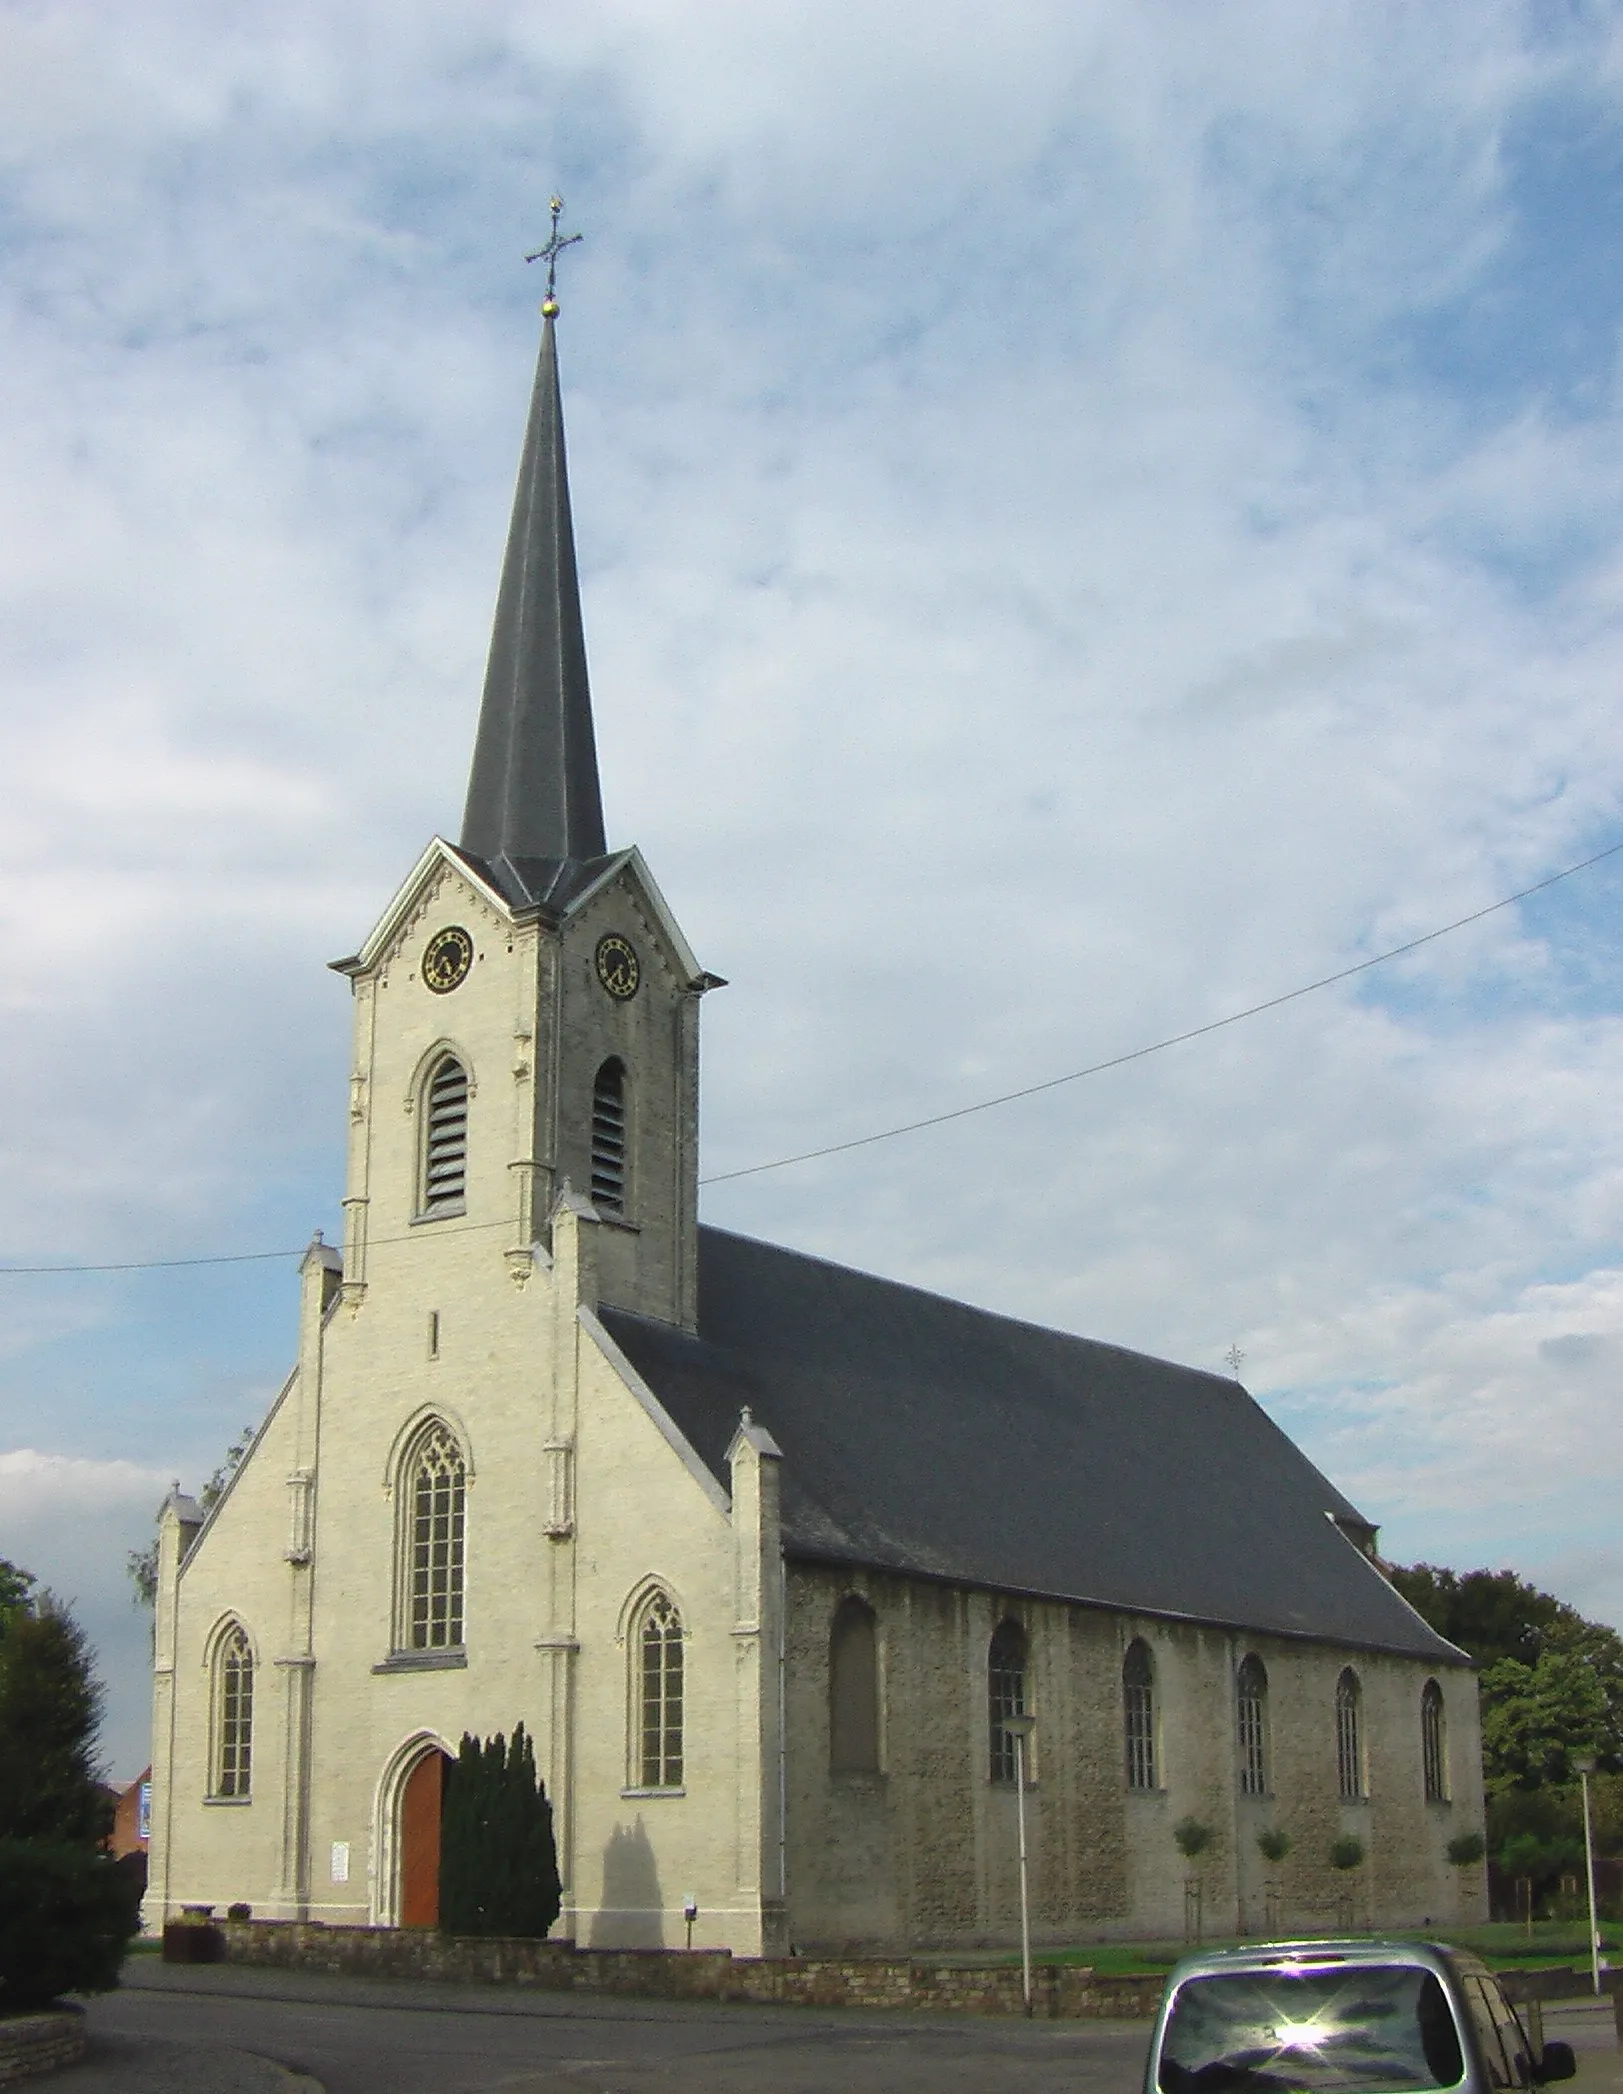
(1225, 1343), (1246, 1376)
(526, 195), (582, 317)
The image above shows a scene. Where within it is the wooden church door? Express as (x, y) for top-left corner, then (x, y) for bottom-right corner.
(399, 1748), (450, 1926)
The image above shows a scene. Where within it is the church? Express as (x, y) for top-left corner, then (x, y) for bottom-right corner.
(144, 267), (1486, 1956)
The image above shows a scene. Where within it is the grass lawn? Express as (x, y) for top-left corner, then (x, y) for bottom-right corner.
(981, 1920), (1617, 1978)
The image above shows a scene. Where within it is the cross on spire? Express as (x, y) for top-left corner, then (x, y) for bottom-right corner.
(526, 195), (582, 316)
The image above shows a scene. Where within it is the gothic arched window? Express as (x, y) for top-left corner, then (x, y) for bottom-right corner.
(988, 1619), (1028, 1784)
(1336, 1667), (1365, 1799)
(590, 1059), (628, 1217)
(1421, 1678), (1447, 1802)
(212, 1622), (254, 1799)
(1237, 1654), (1269, 1797)
(636, 1591), (684, 1789)
(830, 1597), (880, 1773)
(420, 1054), (469, 1216)
(403, 1422), (466, 1650)
(1123, 1639), (1156, 1791)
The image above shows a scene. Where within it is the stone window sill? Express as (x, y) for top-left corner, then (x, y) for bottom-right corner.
(411, 1206), (466, 1226)
(621, 1786), (685, 1799)
(204, 1794), (252, 1807)
(373, 1647), (468, 1674)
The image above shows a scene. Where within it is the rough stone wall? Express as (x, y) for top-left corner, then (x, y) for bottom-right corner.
(784, 1564), (1486, 1950)
(0, 2008), (87, 2085)
(218, 1918), (1165, 2017)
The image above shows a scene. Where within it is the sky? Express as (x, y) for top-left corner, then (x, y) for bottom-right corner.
(2, 2), (1622, 1780)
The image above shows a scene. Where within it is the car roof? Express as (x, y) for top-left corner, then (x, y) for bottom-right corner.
(1164, 1939), (1477, 1986)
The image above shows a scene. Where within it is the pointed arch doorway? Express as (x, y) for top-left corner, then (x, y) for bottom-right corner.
(399, 1746), (452, 1927)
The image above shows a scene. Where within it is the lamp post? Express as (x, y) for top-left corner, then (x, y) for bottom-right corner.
(1574, 1756), (1601, 1998)
(1004, 1712), (1037, 2017)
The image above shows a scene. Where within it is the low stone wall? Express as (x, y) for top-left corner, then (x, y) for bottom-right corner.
(220, 1921), (1165, 2019)
(0, 2007), (87, 2086)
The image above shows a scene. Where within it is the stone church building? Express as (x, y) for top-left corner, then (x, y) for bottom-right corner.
(144, 295), (1486, 1955)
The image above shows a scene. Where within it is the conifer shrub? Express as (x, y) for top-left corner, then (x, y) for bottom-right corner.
(1329, 1834), (1366, 1871)
(0, 1581), (139, 2010)
(0, 1841), (140, 2010)
(439, 1723), (562, 1939)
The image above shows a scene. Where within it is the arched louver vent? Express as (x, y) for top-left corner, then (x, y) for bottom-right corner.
(591, 1059), (627, 1216)
(423, 1056), (468, 1214)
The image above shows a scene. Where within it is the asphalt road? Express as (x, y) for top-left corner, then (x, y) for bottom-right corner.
(79, 1961), (1154, 2093)
(68, 1963), (1623, 2094)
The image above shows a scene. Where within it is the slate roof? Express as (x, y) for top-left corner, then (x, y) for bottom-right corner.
(461, 313), (607, 875)
(598, 1226), (1466, 1665)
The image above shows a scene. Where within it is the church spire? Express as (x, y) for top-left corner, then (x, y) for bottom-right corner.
(461, 210), (606, 882)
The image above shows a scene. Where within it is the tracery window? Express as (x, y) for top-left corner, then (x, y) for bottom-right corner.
(590, 1059), (627, 1217)
(1421, 1678), (1447, 1802)
(405, 1422), (465, 1649)
(830, 1596), (880, 1773)
(988, 1619), (1028, 1785)
(1336, 1667), (1365, 1799)
(212, 1622), (254, 1799)
(637, 1591), (684, 1789)
(1123, 1639), (1156, 1791)
(421, 1054), (469, 1216)
(1237, 1654), (1269, 1797)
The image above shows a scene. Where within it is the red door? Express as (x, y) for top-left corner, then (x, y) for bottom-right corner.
(399, 1750), (448, 1927)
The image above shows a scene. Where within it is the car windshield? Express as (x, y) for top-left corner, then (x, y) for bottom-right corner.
(1157, 1966), (1467, 2094)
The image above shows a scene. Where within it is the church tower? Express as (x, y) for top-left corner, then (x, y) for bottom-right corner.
(332, 287), (715, 1330)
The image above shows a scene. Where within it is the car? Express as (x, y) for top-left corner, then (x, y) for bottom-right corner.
(1144, 1937), (1578, 2093)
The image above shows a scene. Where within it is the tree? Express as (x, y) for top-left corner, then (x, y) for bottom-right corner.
(0, 1573), (138, 2009)
(1478, 1651), (1607, 1798)
(1392, 1560), (1623, 1884)
(0, 1599), (110, 1847)
(127, 1425), (255, 1611)
(0, 1560), (35, 1635)
(1390, 1564), (1623, 1774)
(439, 1724), (562, 1939)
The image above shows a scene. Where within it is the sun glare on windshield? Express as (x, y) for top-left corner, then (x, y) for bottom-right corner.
(1157, 1966), (1465, 2093)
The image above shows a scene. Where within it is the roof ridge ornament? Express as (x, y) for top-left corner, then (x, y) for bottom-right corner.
(526, 194), (582, 318)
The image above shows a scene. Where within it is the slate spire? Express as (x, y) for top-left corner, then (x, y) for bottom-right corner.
(460, 307), (607, 877)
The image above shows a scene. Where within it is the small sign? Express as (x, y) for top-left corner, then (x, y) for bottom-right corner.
(331, 1841), (350, 1884)
(137, 1781), (152, 1842)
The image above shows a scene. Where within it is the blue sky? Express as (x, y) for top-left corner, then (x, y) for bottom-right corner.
(3, 2), (1623, 1776)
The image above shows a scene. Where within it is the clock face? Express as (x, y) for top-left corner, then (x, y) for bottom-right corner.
(595, 933), (640, 1001)
(423, 925), (474, 995)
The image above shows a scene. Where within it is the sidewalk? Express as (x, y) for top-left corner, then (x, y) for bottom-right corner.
(29, 2030), (321, 2094)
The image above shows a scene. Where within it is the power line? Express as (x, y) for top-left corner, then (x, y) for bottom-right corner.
(2, 833), (1618, 1271)
(698, 834), (1623, 1186)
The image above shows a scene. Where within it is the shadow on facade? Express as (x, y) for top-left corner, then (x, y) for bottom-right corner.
(589, 1818), (665, 1948)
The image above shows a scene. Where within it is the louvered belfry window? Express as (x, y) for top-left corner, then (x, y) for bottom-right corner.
(638, 1592), (684, 1788)
(422, 1055), (468, 1215)
(1237, 1654), (1269, 1796)
(591, 1059), (627, 1217)
(408, 1424), (465, 1649)
(214, 1623), (254, 1798)
(1123, 1640), (1156, 1791)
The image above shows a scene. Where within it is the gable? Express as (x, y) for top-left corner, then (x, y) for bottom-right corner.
(597, 1228), (1466, 1666)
